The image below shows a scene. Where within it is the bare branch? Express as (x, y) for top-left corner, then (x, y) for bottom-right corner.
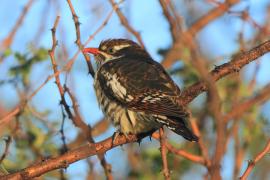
(180, 40), (270, 106)
(109, 0), (145, 48)
(66, 1), (113, 178)
(151, 131), (206, 165)
(162, 0), (240, 68)
(190, 118), (211, 167)
(189, 0), (240, 35)
(64, 0), (123, 76)
(224, 84), (270, 122)
(0, 0), (35, 53)
(240, 139), (270, 180)
(159, 0), (180, 41)
(2, 134), (142, 179)
(159, 127), (170, 180)
(165, 143), (205, 165)
(66, 0), (95, 77)
(0, 136), (12, 164)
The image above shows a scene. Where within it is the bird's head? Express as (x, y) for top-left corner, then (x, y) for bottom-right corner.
(83, 39), (150, 66)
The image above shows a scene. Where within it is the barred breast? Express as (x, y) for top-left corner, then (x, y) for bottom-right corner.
(94, 76), (160, 135)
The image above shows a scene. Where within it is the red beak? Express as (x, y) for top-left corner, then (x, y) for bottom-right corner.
(83, 48), (99, 55)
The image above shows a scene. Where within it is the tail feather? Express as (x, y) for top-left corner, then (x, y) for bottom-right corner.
(155, 115), (198, 142)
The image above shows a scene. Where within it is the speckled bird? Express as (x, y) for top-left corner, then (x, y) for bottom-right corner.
(83, 39), (198, 142)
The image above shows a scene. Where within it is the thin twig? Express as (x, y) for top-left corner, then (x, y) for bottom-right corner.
(165, 143), (205, 165)
(64, 0), (123, 76)
(66, 0), (94, 77)
(159, 0), (179, 41)
(0, 0), (35, 53)
(109, 0), (145, 48)
(0, 136), (12, 164)
(66, 1), (113, 179)
(59, 106), (68, 154)
(190, 118), (211, 167)
(224, 84), (270, 123)
(161, 0), (240, 68)
(48, 16), (71, 156)
(159, 128), (170, 180)
(240, 139), (270, 180)
(151, 132), (205, 165)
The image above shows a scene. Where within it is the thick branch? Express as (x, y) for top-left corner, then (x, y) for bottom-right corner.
(180, 39), (270, 106)
(1, 134), (140, 180)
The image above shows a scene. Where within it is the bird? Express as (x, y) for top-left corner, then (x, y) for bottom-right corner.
(83, 39), (198, 142)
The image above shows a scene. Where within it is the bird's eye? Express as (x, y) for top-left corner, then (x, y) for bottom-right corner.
(108, 47), (115, 54)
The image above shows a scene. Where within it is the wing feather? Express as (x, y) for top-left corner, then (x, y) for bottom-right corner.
(97, 58), (188, 118)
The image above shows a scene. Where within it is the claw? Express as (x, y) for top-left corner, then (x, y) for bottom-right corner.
(112, 131), (122, 145)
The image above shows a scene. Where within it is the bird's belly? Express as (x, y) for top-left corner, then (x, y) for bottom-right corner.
(94, 80), (159, 135)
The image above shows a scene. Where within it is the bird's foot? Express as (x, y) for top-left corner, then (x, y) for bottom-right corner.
(112, 130), (123, 145)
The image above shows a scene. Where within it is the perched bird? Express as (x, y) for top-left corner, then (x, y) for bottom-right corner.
(83, 39), (198, 142)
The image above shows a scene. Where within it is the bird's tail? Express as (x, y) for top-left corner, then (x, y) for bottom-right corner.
(156, 116), (199, 142)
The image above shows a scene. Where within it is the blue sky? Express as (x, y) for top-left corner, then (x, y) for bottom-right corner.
(0, 0), (270, 179)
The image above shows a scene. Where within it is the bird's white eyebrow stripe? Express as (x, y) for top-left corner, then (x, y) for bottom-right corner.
(113, 44), (131, 50)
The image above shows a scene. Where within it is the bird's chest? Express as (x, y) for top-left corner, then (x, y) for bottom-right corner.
(93, 74), (159, 134)
(94, 74), (127, 127)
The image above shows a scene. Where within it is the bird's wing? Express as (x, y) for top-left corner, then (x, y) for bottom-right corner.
(97, 58), (188, 118)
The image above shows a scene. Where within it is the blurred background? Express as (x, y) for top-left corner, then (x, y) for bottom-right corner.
(0, 0), (270, 179)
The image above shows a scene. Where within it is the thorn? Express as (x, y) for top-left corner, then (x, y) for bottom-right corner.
(233, 66), (241, 73)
